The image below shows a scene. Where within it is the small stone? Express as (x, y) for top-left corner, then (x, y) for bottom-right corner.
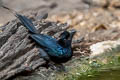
(90, 40), (120, 58)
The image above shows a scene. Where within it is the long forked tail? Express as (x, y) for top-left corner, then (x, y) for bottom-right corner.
(1, 5), (38, 34)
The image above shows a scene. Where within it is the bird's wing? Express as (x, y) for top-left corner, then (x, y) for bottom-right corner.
(30, 34), (58, 48)
(16, 14), (38, 34)
(30, 34), (64, 57)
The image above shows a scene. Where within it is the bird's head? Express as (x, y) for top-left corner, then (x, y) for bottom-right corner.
(58, 31), (70, 47)
(60, 29), (76, 48)
(59, 31), (70, 40)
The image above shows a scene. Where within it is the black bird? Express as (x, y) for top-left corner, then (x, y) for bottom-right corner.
(16, 14), (75, 64)
(2, 5), (76, 66)
(30, 30), (75, 63)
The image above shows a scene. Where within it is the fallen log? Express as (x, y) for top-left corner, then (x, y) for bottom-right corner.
(0, 17), (69, 80)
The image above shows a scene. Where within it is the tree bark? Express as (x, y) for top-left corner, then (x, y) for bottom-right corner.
(0, 19), (69, 80)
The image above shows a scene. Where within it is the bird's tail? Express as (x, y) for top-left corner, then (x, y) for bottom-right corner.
(1, 5), (38, 34)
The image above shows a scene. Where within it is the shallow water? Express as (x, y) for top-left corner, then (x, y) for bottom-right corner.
(81, 68), (120, 80)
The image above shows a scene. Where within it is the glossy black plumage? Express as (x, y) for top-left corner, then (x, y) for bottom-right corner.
(58, 31), (70, 47)
(30, 33), (73, 63)
(15, 14), (38, 34)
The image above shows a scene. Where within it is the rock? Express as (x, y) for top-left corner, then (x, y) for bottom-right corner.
(90, 40), (120, 58)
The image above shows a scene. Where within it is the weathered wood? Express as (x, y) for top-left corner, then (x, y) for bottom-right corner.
(0, 18), (69, 80)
